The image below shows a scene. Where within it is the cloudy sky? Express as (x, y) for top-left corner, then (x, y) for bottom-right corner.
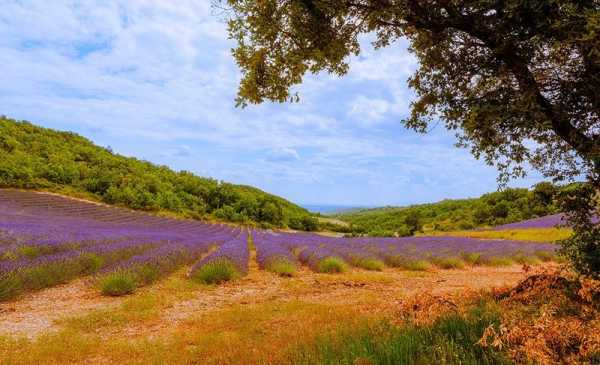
(0, 1), (544, 207)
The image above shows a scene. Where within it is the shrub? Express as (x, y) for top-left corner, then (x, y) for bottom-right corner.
(0, 274), (22, 301)
(136, 265), (161, 285)
(317, 257), (348, 273)
(385, 256), (431, 271)
(99, 271), (137, 296)
(512, 254), (541, 265)
(353, 257), (385, 271)
(433, 257), (466, 269)
(487, 257), (514, 267)
(192, 258), (240, 284)
(265, 258), (297, 277)
(535, 251), (556, 262)
(287, 304), (507, 364)
(462, 252), (483, 265)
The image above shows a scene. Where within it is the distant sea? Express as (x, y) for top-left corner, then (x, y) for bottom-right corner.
(301, 204), (366, 215)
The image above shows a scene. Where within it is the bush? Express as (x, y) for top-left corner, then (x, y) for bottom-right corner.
(317, 257), (348, 273)
(462, 252), (483, 265)
(433, 257), (466, 269)
(99, 271), (137, 296)
(385, 256), (431, 271)
(0, 274), (22, 301)
(558, 184), (600, 279)
(192, 258), (240, 284)
(287, 304), (507, 364)
(265, 258), (297, 277)
(353, 257), (385, 271)
(487, 257), (514, 267)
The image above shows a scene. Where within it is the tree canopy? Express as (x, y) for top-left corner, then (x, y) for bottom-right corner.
(223, 0), (599, 184)
(0, 117), (317, 230)
(221, 0), (600, 276)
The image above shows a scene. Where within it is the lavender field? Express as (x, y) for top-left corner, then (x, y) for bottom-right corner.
(0, 189), (559, 301)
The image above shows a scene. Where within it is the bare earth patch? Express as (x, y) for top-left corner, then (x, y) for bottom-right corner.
(0, 278), (123, 338)
(0, 263), (532, 339)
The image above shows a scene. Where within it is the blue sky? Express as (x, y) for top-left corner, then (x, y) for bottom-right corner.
(0, 1), (545, 207)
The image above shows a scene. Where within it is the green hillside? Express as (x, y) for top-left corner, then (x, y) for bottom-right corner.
(332, 184), (573, 236)
(0, 116), (316, 230)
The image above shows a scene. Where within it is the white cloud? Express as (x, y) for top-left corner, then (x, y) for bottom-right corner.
(0, 1), (546, 206)
(265, 147), (300, 162)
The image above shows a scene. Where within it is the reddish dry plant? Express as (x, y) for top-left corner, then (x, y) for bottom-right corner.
(393, 291), (479, 326)
(480, 266), (600, 365)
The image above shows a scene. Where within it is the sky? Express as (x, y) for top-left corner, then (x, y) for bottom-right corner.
(0, 1), (546, 207)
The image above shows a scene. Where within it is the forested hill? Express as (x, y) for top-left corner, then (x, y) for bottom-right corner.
(332, 183), (578, 236)
(0, 116), (317, 230)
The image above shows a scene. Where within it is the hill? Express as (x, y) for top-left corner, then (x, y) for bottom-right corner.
(0, 116), (316, 230)
(332, 183), (579, 236)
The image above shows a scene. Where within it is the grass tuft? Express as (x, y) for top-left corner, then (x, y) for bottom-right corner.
(192, 258), (240, 285)
(287, 303), (507, 365)
(99, 271), (137, 296)
(353, 257), (385, 271)
(0, 274), (22, 301)
(534, 251), (556, 262)
(386, 256), (431, 271)
(265, 258), (297, 277)
(486, 257), (515, 267)
(317, 257), (348, 274)
(433, 257), (466, 269)
(512, 254), (542, 265)
(462, 252), (483, 265)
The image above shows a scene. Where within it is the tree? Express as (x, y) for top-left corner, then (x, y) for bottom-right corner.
(221, 0), (599, 276)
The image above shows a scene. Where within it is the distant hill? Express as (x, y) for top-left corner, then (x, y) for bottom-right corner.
(332, 183), (580, 236)
(0, 116), (316, 230)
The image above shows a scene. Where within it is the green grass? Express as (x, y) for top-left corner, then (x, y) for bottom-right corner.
(99, 271), (137, 296)
(0, 274), (21, 302)
(266, 258), (298, 277)
(462, 252), (483, 265)
(432, 227), (572, 242)
(317, 257), (348, 274)
(432, 257), (466, 269)
(385, 256), (432, 271)
(511, 254), (542, 265)
(0, 253), (105, 301)
(191, 258), (240, 284)
(486, 257), (515, 267)
(287, 304), (509, 365)
(352, 257), (385, 271)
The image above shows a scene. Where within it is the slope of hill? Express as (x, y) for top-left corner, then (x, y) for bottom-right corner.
(0, 116), (316, 230)
(333, 184), (575, 236)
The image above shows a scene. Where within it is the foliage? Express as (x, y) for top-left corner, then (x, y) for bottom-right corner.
(287, 305), (508, 365)
(317, 257), (348, 273)
(222, 0), (600, 275)
(432, 227), (573, 243)
(558, 184), (600, 278)
(99, 271), (137, 296)
(334, 184), (566, 236)
(223, 0), (599, 183)
(191, 258), (240, 284)
(265, 258), (297, 277)
(351, 257), (385, 271)
(0, 117), (315, 229)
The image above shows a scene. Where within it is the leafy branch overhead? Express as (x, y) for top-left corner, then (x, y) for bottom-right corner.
(223, 0), (600, 185)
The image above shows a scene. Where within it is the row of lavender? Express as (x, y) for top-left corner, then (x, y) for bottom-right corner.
(493, 213), (599, 230)
(250, 229), (559, 274)
(1, 189), (562, 300)
(0, 190), (245, 300)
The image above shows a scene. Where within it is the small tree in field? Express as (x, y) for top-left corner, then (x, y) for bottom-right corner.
(218, 0), (600, 277)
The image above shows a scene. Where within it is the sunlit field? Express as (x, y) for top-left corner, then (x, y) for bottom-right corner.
(425, 227), (573, 243)
(2, 189), (594, 364)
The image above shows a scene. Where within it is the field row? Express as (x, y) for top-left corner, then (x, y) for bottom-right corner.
(0, 190), (559, 300)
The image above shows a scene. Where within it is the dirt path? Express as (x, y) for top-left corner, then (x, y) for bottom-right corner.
(0, 263), (532, 340)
